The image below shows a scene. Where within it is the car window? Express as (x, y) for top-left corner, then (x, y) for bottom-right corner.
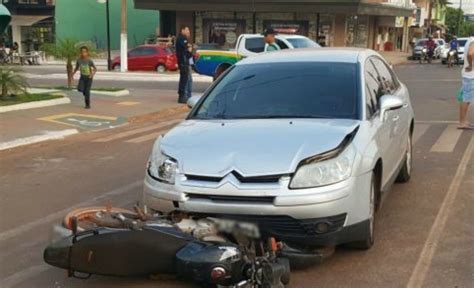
(371, 58), (397, 94)
(245, 37), (265, 53)
(192, 62), (359, 120)
(437, 40), (444, 45)
(416, 40), (427, 46)
(142, 47), (157, 56)
(286, 38), (319, 48)
(365, 60), (383, 118)
(276, 39), (289, 49)
(128, 48), (143, 57)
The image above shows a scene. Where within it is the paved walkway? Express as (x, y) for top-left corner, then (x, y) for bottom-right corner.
(0, 88), (186, 150)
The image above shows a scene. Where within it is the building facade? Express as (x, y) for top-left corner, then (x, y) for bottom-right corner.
(55, 0), (159, 51)
(135, 0), (413, 51)
(1, 0), (55, 53)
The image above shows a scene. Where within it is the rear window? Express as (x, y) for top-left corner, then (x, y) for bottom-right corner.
(192, 62), (360, 120)
(416, 40), (427, 46)
(287, 38), (319, 48)
(245, 37), (265, 53)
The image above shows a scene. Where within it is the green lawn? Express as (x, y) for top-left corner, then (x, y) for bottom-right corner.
(0, 93), (64, 106)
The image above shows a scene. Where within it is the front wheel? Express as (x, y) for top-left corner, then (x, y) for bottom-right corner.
(113, 64), (121, 72)
(396, 134), (413, 183)
(348, 173), (376, 250)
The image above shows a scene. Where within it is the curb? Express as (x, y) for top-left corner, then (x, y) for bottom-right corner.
(92, 89), (130, 97)
(0, 96), (70, 114)
(0, 129), (79, 151)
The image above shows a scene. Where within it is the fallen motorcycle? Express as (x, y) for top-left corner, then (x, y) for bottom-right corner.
(43, 205), (292, 287)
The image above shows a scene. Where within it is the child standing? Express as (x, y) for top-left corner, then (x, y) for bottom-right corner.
(73, 46), (96, 109)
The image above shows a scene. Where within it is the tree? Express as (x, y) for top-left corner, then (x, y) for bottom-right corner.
(0, 67), (29, 98)
(446, 7), (463, 35)
(42, 39), (95, 88)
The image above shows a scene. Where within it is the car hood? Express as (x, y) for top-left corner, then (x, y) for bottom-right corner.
(161, 119), (360, 177)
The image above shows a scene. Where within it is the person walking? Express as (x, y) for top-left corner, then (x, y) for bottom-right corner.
(176, 25), (193, 104)
(263, 27), (280, 52)
(73, 46), (96, 109)
(459, 36), (474, 129)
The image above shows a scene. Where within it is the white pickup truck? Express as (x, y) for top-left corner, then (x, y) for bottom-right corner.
(194, 34), (319, 78)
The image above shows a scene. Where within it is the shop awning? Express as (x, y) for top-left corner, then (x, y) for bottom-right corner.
(0, 4), (11, 34)
(135, 0), (413, 17)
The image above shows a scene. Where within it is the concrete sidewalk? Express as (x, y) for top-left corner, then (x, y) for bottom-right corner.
(380, 51), (411, 65)
(0, 88), (186, 150)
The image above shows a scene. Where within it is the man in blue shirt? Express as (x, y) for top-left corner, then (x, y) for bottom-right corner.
(449, 36), (459, 66)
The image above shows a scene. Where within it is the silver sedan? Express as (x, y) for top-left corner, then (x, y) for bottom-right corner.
(144, 48), (415, 249)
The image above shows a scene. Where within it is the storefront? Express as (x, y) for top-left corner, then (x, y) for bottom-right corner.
(135, 0), (412, 50)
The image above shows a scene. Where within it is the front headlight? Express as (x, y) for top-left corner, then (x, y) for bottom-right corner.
(422, 48), (427, 53)
(148, 137), (178, 184)
(290, 145), (356, 189)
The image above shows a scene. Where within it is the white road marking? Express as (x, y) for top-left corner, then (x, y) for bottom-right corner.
(430, 124), (463, 153)
(0, 181), (141, 243)
(415, 120), (458, 124)
(413, 124), (430, 145)
(0, 264), (51, 288)
(407, 134), (474, 288)
(0, 129), (79, 151)
(93, 119), (181, 143)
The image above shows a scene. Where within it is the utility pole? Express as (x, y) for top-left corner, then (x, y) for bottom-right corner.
(120, 0), (128, 72)
(106, 0), (111, 71)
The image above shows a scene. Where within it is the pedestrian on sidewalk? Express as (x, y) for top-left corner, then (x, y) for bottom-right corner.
(459, 36), (474, 130)
(176, 25), (193, 104)
(73, 46), (96, 109)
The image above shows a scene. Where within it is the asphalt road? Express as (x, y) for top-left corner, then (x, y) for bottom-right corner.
(0, 63), (473, 288)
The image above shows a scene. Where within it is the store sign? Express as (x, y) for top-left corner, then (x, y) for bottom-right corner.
(263, 20), (309, 36)
(395, 17), (405, 28)
(203, 19), (246, 48)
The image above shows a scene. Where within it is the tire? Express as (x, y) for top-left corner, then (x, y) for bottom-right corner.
(348, 173), (376, 250)
(113, 64), (121, 72)
(396, 133), (413, 183)
(156, 64), (166, 73)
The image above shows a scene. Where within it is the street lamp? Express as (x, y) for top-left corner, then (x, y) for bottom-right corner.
(97, 0), (112, 71)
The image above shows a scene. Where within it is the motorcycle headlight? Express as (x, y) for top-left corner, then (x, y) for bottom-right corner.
(422, 48), (427, 53)
(148, 137), (178, 184)
(449, 51), (455, 56)
(290, 145), (356, 189)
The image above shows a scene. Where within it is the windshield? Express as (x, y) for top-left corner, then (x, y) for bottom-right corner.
(458, 40), (467, 47)
(192, 62), (359, 120)
(286, 38), (319, 48)
(416, 40), (427, 46)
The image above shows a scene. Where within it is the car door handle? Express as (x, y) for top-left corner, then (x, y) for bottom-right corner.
(392, 115), (400, 122)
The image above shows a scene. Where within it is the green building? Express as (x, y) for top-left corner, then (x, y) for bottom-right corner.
(55, 0), (159, 50)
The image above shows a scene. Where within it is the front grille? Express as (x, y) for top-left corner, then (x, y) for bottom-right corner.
(187, 194), (275, 204)
(209, 214), (347, 237)
(185, 171), (283, 184)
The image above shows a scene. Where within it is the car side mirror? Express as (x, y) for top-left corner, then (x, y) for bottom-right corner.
(380, 95), (404, 121)
(187, 94), (202, 109)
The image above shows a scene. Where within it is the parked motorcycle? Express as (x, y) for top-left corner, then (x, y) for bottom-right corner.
(43, 206), (293, 287)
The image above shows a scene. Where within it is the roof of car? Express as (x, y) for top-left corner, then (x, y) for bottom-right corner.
(236, 48), (375, 65)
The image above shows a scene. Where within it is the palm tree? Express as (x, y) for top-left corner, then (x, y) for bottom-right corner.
(0, 67), (29, 98)
(42, 39), (95, 88)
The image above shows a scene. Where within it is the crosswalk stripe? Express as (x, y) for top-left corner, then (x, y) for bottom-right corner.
(413, 124), (430, 145)
(125, 123), (178, 144)
(430, 124), (463, 153)
(93, 119), (181, 143)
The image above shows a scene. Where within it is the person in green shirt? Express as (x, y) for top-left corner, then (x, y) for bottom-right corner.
(263, 27), (280, 52)
(73, 46), (96, 109)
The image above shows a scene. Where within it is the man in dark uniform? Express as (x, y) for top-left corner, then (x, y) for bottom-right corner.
(176, 26), (193, 104)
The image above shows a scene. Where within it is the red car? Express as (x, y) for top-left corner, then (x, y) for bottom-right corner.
(112, 45), (178, 73)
